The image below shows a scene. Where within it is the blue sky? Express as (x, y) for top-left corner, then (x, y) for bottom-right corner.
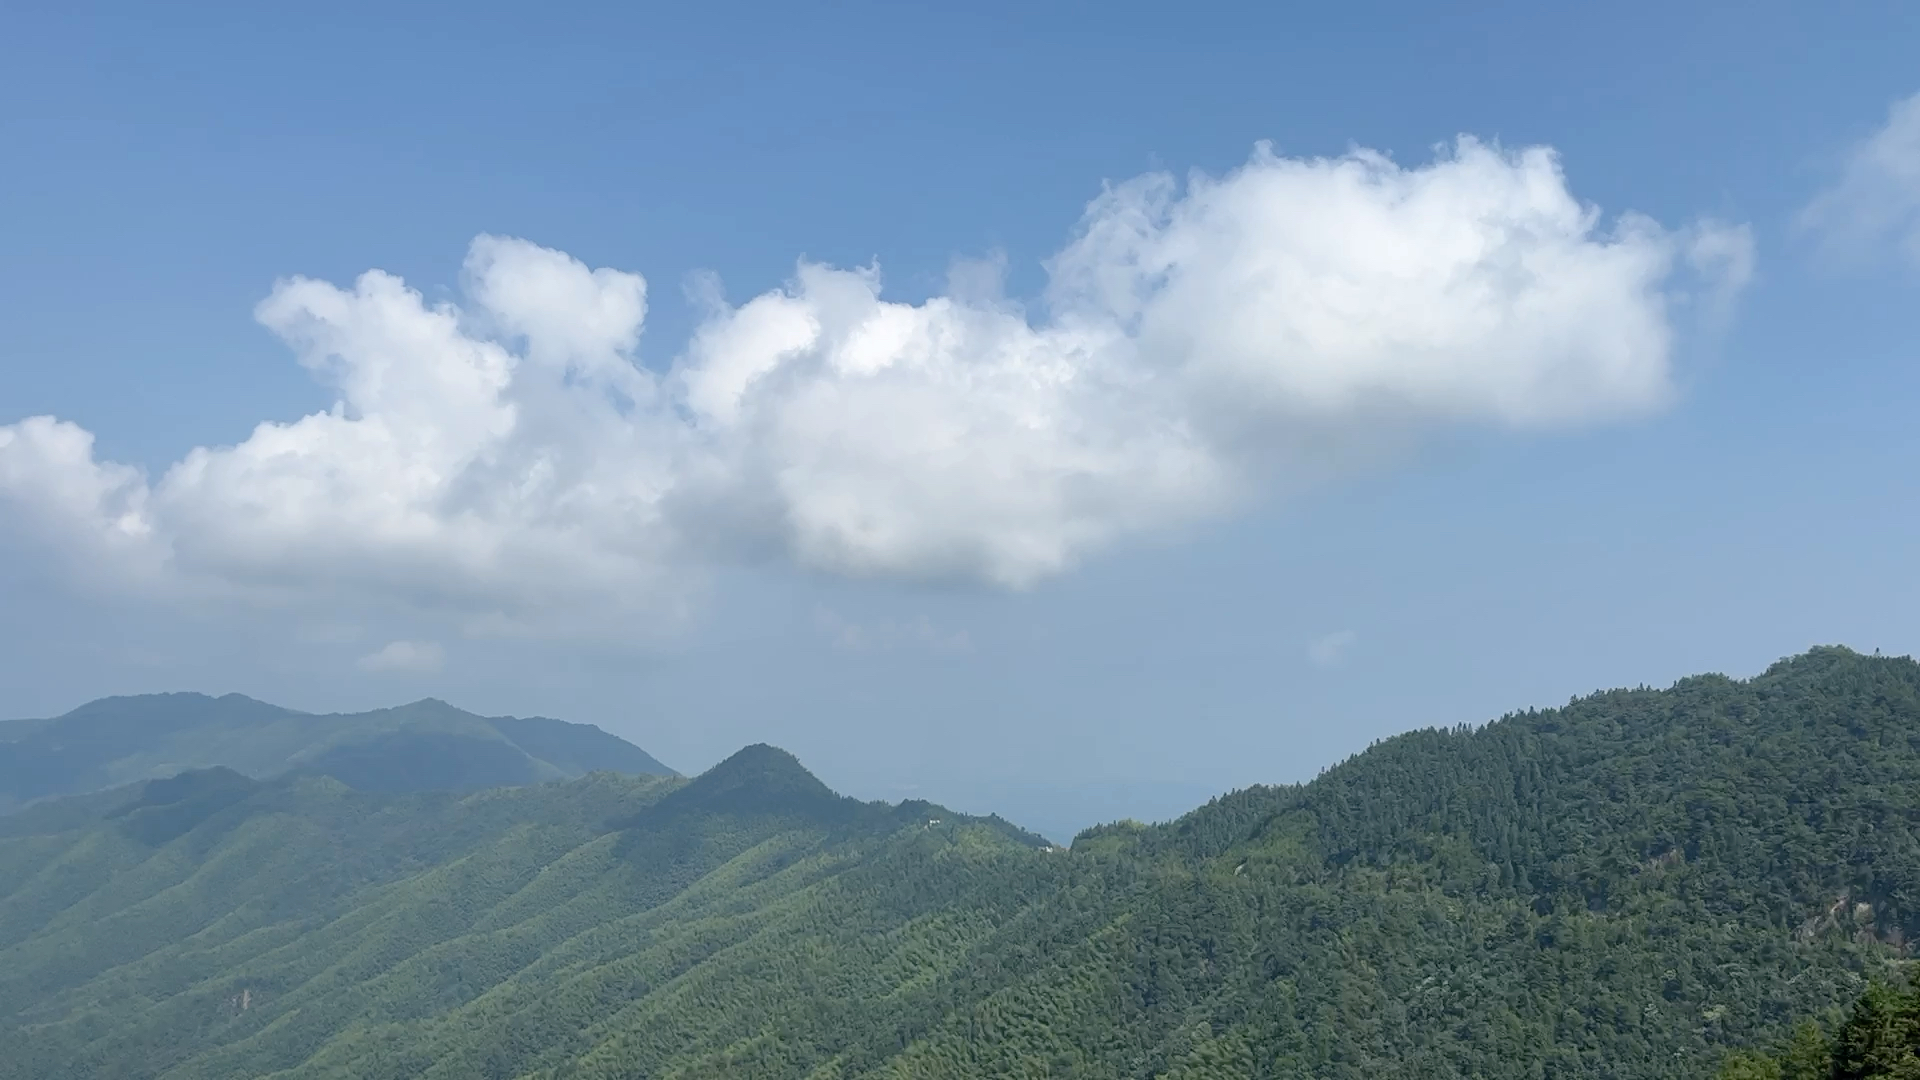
(3, 1), (1918, 841)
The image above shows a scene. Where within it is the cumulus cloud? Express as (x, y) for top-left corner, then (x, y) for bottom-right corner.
(1801, 91), (1920, 264)
(357, 640), (446, 674)
(0, 138), (1751, 634)
(1307, 630), (1358, 668)
(0, 417), (158, 569)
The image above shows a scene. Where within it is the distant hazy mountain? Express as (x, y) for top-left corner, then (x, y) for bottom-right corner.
(0, 692), (674, 811)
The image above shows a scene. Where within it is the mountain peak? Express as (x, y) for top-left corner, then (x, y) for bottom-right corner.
(65, 691), (217, 715)
(340, 697), (488, 728)
(722, 742), (806, 768)
(705, 743), (827, 789)
(44, 693), (295, 742)
(663, 743), (845, 818)
(398, 697), (471, 715)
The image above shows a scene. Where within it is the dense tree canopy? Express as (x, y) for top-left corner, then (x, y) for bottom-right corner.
(3, 646), (1918, 1077)
(1716, 980), (1920, 1079)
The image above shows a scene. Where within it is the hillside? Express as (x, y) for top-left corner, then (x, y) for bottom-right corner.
(0, 693), (675, 811)
(1, 647), (1917, 1077)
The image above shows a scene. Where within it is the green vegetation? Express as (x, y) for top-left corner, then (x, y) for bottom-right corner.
(0, 693), (675, 811)
(3, 646), (1919, 1077)
(1715, 981), (1920, 1079)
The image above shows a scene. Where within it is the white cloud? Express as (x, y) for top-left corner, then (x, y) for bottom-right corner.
(357, 640), (446, 674)
(0, 417), (158, 569)
(0, 138), (1751, 635)
(815, 606), (972, 654)
(1801, 91), (1920, 264)
(1307, 630), (1358, 668)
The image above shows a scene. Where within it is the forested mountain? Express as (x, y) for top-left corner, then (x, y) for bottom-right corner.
(0, 693), (674, 811)
(3, 646), (1918, 1077)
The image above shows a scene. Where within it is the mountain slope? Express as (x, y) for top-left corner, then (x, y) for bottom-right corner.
(0, 749), (1048, 1080)
(0, 693), (674, 810)
(913, 644), (1920, 1078)
(1, 647), (1917, 1078)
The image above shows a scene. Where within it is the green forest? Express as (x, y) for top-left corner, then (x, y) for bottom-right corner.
(1716, 981), (1920, 1079)
(5, 646), (1920, 1078)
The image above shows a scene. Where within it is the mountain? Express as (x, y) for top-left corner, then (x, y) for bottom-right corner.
(0, 693), (674, 811)
(1, 646), (1918, 1077)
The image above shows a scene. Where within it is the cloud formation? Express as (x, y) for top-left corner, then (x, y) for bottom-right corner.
(1307, 630), (1358, 668)
(0, 138), (1750, 634)
(357, 640), (446, 674)
(1802, 91), (1920, 264)
(815, 607), (972, 655)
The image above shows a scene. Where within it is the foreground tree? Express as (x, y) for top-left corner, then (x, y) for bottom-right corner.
(1719, 987), (1920, 1079)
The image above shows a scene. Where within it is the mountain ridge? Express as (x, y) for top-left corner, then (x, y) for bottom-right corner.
(2, 646), (1917, 1077)
(0, 692), (675, 812)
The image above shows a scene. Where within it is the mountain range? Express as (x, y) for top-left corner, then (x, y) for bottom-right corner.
(0, 692), (675, 813)
(3, 646), (1919, 1077)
